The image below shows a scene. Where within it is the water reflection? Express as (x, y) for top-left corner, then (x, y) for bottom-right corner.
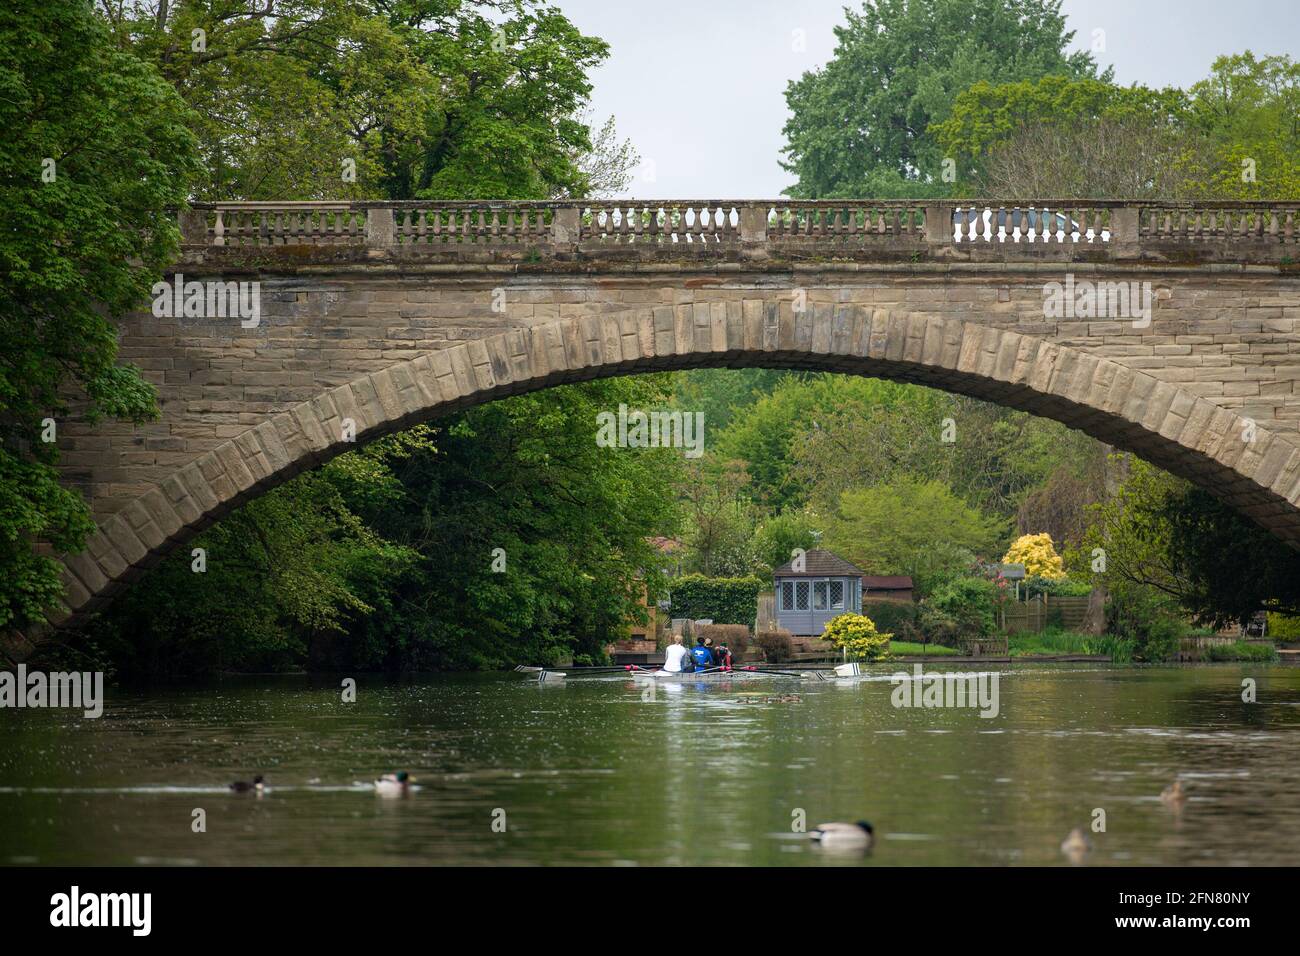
(1, 664), (1298, 866)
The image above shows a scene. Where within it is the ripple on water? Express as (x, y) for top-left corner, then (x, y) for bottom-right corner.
(1, 666), (1298, 866)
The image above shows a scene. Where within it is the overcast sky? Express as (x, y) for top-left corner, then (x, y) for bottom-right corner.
(555, 0), (1300, 198)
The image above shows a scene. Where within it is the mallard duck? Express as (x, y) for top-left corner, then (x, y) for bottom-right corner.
(809, 821), (874, 849)
(1160, 779), (1187, 807)
(230, 775), (265, 794)
(374, 771), (412, 795)
(1060, 827), (1091, 859)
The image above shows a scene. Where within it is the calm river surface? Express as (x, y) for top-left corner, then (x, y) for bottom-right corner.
(3, 664), (1299, 866)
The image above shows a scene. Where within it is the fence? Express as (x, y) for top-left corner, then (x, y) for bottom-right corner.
(1001, 594), (1091, 634)
(179, 200), (1300, 262)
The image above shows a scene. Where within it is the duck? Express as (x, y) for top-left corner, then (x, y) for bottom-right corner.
(229, 775), (265, 794)
(1060, 827), (1092, 860)
(374, 771), (412, 796)
(1160, 779), (1187, 807)
(809, 821), (875, 850)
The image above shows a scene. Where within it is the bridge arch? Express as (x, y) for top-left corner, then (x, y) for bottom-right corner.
(22, 303), (1300, 658)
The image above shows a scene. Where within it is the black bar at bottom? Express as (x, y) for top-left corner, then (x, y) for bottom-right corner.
(0, 866), (1279, 941)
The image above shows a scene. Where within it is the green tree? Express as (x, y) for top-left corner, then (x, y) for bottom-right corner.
(83, 457), (418, 676)
(933, 53), (1300, 200)
(1077, 457), (1300, 629)
(103, 1), (612, 201)
(677, 459), (759, 577)
(934, 75), (1191, 184)
(751, 511), (820, 574)
(59, 1), (674, 676)
(347, 377), (682, 669)
(672, 368), (796, 434)
(716, 374), (928, 510)
(781, 0), (1101, 198)
(1186, 52), (1300, 199)
(0, 1), (198, 630)
(825, 477), (1002, 593)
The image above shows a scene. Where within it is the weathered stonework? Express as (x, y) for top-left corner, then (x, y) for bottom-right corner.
(6, 199), (1300, 662)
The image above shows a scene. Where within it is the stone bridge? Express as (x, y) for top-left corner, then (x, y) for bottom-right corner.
(9, 197), (1300, 661)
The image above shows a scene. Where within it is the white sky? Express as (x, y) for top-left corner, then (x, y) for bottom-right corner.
(556, 0), (1300, 198)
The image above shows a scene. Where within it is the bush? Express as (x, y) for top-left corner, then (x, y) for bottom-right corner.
(754, 628), (794, 663)
(1023, 575), (1092, 599)
(897, 601), (958, 646)
(1003, 532), (1065, 579)
(1267, 613), (1300, 640)
(929, 577), (1000, 642)
(862, 599), (918, 635)
(822, 613), (892, 661)
(699, 623), (751, 660)
(669, 574), (766, 626)
(1106, 585), (1184, 662)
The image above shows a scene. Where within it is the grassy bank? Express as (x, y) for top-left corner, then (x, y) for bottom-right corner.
(1182, 640), (1278, 663)
(1009, 629), (1096, 657)
(878, 632), (1281, 663)
(887, 641), (960, 656)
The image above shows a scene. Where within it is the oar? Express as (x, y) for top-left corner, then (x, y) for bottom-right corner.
(737, 666), (827, 681)
(629, 665), (728, 677)
(518, 664), (651, 674)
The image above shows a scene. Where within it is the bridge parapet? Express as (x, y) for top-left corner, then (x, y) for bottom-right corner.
(178, 199), (1300, 264)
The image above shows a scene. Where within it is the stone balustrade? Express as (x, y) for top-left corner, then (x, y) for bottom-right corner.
(177, 199), (1300, 261)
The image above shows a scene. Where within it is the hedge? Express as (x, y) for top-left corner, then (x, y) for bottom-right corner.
(755, 629), (794, 663)
(862, 599), (919, 635)
(1023, 575), (1093, 599)
(668, 574), (766, 627)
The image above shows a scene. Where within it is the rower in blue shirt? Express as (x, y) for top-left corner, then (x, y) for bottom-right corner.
(690, 637), (714, 671)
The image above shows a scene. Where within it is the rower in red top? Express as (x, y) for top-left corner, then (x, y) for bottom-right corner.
(713, 641), (733, 669)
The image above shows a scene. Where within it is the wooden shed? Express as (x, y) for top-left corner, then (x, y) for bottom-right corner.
(772, 549), (864, 636)
(861, 575), (914, 603)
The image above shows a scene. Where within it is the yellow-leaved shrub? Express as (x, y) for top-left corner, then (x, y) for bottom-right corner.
(823, 613), (892, 660)
(1002, 533), (1065, 580)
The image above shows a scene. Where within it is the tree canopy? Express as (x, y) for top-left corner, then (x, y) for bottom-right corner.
(781, 0), (1102, 198)
(0, 1), (198, 629)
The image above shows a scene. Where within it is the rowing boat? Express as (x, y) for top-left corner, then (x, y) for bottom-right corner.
(524, 664), (824, 682)
(637, 668), (765, 681)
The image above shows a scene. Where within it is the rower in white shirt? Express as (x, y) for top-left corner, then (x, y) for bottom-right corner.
(662, 634), (689, 672)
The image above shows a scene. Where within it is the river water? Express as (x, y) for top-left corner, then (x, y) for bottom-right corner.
(2, 664), (1298, 866)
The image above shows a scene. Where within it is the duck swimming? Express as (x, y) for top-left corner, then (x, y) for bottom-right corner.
(374, 771), (412, 796)
(809, 821), (874, 850)
(229, 775), (265, 794)
(1060, 827), (1092, 861)
(1160, 779), (1187, 807)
